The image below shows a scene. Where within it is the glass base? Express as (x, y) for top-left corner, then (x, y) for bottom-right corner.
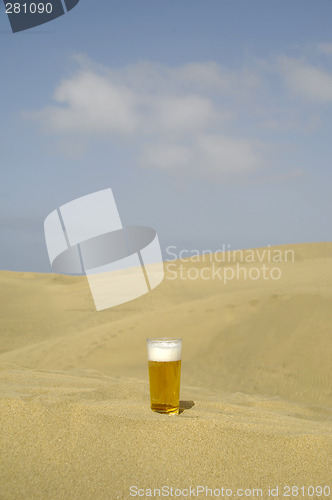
(151, 404), (179, 415)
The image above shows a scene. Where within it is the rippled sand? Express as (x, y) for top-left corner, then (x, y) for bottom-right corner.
(0, 243), (331, 499)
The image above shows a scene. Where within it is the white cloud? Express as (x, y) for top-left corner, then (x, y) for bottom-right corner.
(38, 55), (332, 182)
(31, 59), (265, 180)
(170, 62), (230, 90)
(38, 71), (137, 135)
(317, 43), (332, 55)
(197, 134), (261, 174)
(101, 60), (261, 96)
(155, 94), (216, 132)
(279, 56), (332, 102)
(141, 143), (193, 170)
(141, 133), (262, 178)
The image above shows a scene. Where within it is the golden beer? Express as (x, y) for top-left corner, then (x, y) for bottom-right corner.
(147, 338), (182, 415)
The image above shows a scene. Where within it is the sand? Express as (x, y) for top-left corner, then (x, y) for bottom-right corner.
(0, 242), (331, 499)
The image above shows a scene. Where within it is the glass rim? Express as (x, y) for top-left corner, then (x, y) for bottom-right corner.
(146, 337), (182, 343)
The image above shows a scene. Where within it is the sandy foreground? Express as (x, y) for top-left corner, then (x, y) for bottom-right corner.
(0, 242), (331, 500)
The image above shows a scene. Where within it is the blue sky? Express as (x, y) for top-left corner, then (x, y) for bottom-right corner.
(1, 0), (331, 272)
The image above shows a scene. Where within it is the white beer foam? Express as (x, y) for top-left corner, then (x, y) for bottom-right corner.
(147, 341), (181, 362)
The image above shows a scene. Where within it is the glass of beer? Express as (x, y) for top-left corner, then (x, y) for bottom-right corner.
(147, 338), (182, 415)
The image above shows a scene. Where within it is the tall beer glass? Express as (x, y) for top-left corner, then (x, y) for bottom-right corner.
(147, 338), (182, 415)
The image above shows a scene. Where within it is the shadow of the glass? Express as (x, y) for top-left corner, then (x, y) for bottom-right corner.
(179, 400), (195, 414)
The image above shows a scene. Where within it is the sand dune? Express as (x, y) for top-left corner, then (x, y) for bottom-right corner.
(0, 242), (331, 499)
